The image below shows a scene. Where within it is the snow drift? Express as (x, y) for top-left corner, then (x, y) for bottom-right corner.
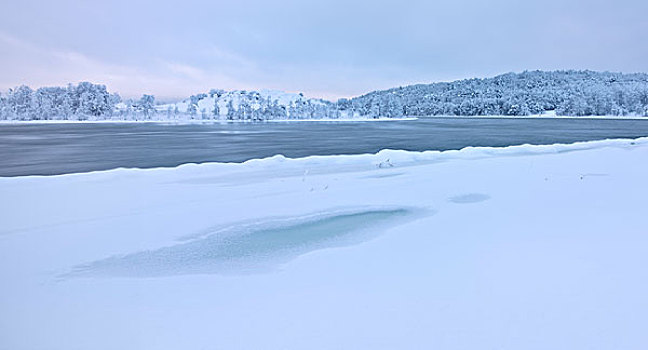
(1, 137), (648, 350)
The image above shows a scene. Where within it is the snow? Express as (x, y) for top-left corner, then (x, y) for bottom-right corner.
(0, 116), (418, 125)
(1, 138), (648, 349)
(155, 89), (313, 117)
(419, 110), (648, 120)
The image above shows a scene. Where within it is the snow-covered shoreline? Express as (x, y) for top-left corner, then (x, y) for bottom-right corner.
(2, 137), (648, 349)
(2, 114), (647, 125)
(422, 114), (648, 120)
(0, 117), (419, 125)
(4, 136), (646, 179)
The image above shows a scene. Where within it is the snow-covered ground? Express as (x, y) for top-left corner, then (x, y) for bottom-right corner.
(0, 116), (418, 125)
(421, 110), (648, 120)
(1, 138), (648, 349)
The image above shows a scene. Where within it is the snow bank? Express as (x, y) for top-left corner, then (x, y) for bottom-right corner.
(8, 136), (644, 181)
(1, 137), (648, 349)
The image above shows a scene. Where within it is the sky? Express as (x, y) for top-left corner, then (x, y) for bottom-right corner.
(1, 0), (647, 101)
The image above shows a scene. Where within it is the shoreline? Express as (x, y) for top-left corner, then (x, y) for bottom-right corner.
(4, 136), (646, 179)
(2, 114), (648, 125)
(0, 117), (419, 125)
(420, 114), (648, 120)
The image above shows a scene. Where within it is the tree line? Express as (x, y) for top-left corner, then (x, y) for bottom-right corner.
(2, 71), (648, 121)
(343, 70), (648, 117)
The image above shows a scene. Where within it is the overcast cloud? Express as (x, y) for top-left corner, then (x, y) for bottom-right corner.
(1, 0), (647, 100)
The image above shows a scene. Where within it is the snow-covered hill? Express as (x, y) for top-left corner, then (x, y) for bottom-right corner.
(154, 89), (343, 120)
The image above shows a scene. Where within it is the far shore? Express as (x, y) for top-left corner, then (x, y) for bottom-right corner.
(1, 114), (647, 125)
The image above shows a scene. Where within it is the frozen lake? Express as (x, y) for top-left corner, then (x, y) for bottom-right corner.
(2, 117), (648, 176)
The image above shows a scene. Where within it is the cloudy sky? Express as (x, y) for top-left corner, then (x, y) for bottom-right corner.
(1, 0), (647, 100)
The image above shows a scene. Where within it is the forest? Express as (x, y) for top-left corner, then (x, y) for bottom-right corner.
(2, 71), (647, 120)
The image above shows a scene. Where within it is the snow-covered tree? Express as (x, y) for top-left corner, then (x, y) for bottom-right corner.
(3, 71), (648, 121)
(226, 100), (236, 120)
(135, 94), (155, 117)
(213, 100), (220, 118)
(349, 70), (648, 117)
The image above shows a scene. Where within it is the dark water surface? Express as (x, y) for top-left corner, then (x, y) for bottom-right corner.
(2, 118), (648, 176)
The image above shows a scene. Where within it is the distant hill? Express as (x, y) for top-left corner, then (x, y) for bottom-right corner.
(343, 70), (648, 117)
(1, 71), (647, 121)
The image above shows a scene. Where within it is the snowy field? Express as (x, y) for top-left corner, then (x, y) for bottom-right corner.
(1, 138), (648, 349)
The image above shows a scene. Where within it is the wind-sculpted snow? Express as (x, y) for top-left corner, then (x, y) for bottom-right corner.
(64, 207), (422, 278)
(3, 137), (648, 349)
